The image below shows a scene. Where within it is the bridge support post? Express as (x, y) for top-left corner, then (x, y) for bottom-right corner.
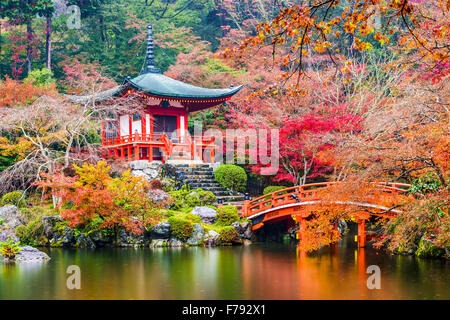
(295, 216), (305, 242)
(242, 193), (250, 216)
(357, 219), (367, 248)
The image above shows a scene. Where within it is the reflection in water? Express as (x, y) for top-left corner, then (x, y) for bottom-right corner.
(0, 236), (448, 300)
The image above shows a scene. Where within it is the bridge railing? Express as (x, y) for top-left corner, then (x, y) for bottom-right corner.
(240, 182), (411, 218)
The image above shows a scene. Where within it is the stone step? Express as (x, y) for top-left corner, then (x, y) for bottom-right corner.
(217, 195), (245, 202)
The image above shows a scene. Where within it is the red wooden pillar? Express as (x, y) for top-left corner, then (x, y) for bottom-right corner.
(127, 146), (132, 161)
(134, 145), (139, 160)
(114, 148), (119, 158)
(101, 122), (105, 145)
(210, 148), (215, 163)
(296, 216), (305, 242)
(148, 146), (153, 162)
(357, 219), (367, 248)
(141, 112), (146, 136)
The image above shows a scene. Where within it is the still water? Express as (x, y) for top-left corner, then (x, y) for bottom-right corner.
(0, 234), (448, 300)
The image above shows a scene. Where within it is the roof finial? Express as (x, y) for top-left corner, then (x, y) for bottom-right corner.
(142, 24), (161, 74)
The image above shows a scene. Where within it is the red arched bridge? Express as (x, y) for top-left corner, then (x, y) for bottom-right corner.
(235, 182), (411, 248)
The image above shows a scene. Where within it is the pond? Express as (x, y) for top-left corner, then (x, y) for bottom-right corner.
(0, 232), (448, 300)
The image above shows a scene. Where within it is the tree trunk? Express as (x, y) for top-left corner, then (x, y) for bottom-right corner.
(0, 22), (2, 76)
(26, 21), (33, 73)
(45, 15), (52, 71)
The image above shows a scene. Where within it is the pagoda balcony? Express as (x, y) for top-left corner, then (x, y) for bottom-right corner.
(101, 132), (218, 163)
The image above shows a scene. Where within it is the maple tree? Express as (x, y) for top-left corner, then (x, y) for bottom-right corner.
(35, 161), (165, 237)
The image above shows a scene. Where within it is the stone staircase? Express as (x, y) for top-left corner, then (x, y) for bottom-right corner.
(172, 164), (245, 204)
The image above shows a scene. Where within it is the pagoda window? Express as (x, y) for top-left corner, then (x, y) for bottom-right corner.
(132, 113), (141, 121)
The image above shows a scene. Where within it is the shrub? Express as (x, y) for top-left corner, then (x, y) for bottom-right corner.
(0, 238), (22, 259)
(216, 205), (239, 226)
(214, 164), (247, 192)
(168, 216), (193, 241)
(161, 178), (176, 192)
(263, 186), (287, 195)
(1, 191), (26, 207)
(149, 179), (163, 190)
(217, 226), (240, 245)
(185, 190), (217, 207)
(170, 186), (216, 209)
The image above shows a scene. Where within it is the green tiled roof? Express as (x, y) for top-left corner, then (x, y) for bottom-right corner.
(125, 73), (242, 99)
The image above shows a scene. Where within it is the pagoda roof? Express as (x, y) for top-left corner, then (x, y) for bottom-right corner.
(122, 73), (242, 99)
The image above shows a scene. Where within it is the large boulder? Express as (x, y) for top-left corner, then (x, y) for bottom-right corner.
(191, 206), (217, 224)
(42, 215), (62, 238)
(151, 222), (171, 239)
(232, 221), (252, 240)
(14, 246), (50, 263)
(147, 189), (171, 203)
(415, 236), (445, 258)
(61, 227), (76, 247)
(117, 228), (145, 247)
(149, 239), (167, 248)
(0, 205), (24, 229)
(76, 233), (96, 248)
(168, 237), (184, 247)
(186, 223), (205, 246)
(89, 230), (114, 247)
(0, 228), (19, 242)
(129, 160), (150, 170)
(203, 230), (219, 246)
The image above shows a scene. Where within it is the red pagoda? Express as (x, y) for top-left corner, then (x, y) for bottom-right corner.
(94, 24), (241, 164)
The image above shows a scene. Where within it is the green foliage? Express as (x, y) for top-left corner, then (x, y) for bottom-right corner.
(0, 237), (22, 260)
(169, 185), (216, 210)
(168, 216), (193, 241)
(409, 172), (442, 195)
(15, 206), (55, 245)
(214, 164), (247, 192)
(1, 191), (25, 207)
(215, 205), (239, 226)
(24, 68), (55, 87)
(0, 217), (4, 225)
(161, 178), (176, 192)
(185, 190), (216, 207)
(217, 226), (240, 245)
(263, 186), (287, 195)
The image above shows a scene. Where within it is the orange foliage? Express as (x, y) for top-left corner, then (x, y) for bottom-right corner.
(0, 76), (56, 108)
(35, 161), (166, 235)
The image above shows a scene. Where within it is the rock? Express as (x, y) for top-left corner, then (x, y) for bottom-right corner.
(168, 237), (184, 247)
(42, 215), (62, 238)
(14, 246), (50, 263)
(147, 189), (171, 203)
(149, 239), (167, 248)
(131, 170), (149, 181)
(186, 224), (205, 246)
(191, 206), (217, 224)
(129, 160), (149, 170)
(203, 230), (219, 246)
(61, 227), (76, 247)
(232, 221), (252, 240)
(143, 168), (159, 180)
(89, 230), (114, 247)
(415, 236), (445, 258)
(0, 228), (19, 242)
(0, 205), (24, 229)
(151, 222), (171, 239)
(76, 233), (96, 248)
(118, 228), (145, 247)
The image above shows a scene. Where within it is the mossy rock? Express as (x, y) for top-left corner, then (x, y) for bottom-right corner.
(215, 205), (239, 226)
(217, 226), (241, 245)
(415, 236), (445, 258)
